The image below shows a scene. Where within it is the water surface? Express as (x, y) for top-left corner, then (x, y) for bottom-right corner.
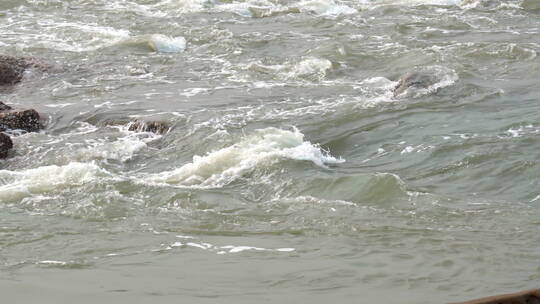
(1, 0), (540, 303)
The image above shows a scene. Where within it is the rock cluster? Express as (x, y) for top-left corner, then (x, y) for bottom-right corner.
(0, 54), (52, 158)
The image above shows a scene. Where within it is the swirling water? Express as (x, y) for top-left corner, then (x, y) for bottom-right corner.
(1, 0), (540, 303)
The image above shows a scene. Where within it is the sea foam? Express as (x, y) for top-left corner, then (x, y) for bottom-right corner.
(0, 162), (110, 202)
(147, 128), (344, 188)
(296, 0), (357, 17)
(147, 34), (187, 53)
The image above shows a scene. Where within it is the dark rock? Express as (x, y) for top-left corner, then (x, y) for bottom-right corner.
(128, 120), (169, 135)
(0, 101), (12, 111)
(0, 132), (13, 159)
(0, 55), (52, 85)
(0, 55), (26, 85)
(393, 72), (437, 97)
(0, 109), (42, 132)
(451, 288), (540, 304)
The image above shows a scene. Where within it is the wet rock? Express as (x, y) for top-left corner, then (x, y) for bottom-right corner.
(128, 120), (169, 135)
(0, 55), (26, 85)
(0, 132), (13, 159)
(452, 288), (540, 304)
(0, 55), (51, 85)
(393, 72), (437, 97)
(0, 109), (42, 132)
(0, 102), (44, 159)
(0, 101), (12, 111)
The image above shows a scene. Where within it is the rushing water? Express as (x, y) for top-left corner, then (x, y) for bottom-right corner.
(1, 0), (540, 303)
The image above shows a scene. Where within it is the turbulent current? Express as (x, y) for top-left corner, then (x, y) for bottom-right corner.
(1, 0), (540, 303)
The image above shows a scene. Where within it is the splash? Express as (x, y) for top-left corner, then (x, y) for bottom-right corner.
(296, 0), (357, 17)
(0, 162), (110, 202)
(146, 34), (187, 53)
(147, 128), (344, 188)
(246, 57), (333, 82)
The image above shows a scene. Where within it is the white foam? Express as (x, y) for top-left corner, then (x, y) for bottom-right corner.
(246, 57), (332, 82)
(0, 162), (110, 202)
(401, 146), (415, 154)
(32, 20), (130, 52)
(104, 1), (168, 17)
(275, 248), (295, 252)
(162, 238), (295, 255)
(296, 0), (357, 17)
(274, 195), (356, 206)
(459, 0), (512, 9)
(361, 0), (462, 7)
(165, 0), (210, 14)
(102, 0), (356, 18)
(66, 125), (161, 163)
(121, 34), (187, 53)
(221, 245), (266, 253)
(38, 260), (67, 265)
(147, 128), (344, 188)
(80, 137), (149, 162)
(147, 34), (186, 53)
(287, 57), (333, 80)
(217, 1), (254, 17)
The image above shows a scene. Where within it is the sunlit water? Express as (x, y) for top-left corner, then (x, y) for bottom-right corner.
(1, 0), (540, 303)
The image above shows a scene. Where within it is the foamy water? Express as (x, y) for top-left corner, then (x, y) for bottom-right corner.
(148, 127), (343, 187)
(1, 0), (539, 303)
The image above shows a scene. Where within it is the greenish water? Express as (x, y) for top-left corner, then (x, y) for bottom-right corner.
(1, 0), (540, 303)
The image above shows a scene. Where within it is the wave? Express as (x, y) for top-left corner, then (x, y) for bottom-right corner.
(77, 131), (160, 163)
(8, 16), (186, 53)
(146, 127), (344, 188)
(99, 0), (356, 18)
(120, 34), (187, 53)
(245, 57), (333, 82)
(0, 162), (110, 202)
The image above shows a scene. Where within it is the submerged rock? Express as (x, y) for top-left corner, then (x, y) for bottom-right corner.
(128, 120), (169, 135)
(0, 55), (51, 85)
(0, 109), (42, 132)
(452, 288), (540, 304)
(0, 132), (13, 159)
(393, 72), (437, 97)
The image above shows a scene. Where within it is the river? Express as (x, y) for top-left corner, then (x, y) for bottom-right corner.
(1, 0), (539, 303)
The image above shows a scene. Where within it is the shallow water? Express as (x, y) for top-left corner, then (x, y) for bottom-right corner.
(1, 0), (540, 303)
